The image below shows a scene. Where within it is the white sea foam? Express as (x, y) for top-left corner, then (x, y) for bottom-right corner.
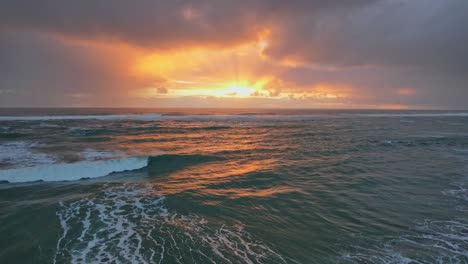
(0, 156), (148, 183)
(37, 122), (61, 128)
(339, 219), (468, 264)
(443, 184), (468, 203)
(0, 141), (55, 168)
(80, 149), (123, 161)
(442, 148), (468, 203)
(54, 183), (289, 264)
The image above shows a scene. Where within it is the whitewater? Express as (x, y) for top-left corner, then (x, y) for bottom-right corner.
(1, 108), (467, 263)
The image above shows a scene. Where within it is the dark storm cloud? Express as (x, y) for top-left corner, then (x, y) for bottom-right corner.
(0, 0), (467, 108)
(1, 0), (464, 72)
(0, 0), (258, 49)
(264, 0), (468, 74)
(0, 31), (156, 107)
(0, 0), (372, 49)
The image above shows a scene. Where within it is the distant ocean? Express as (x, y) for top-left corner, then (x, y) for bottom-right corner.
(0, 108), (467, 263)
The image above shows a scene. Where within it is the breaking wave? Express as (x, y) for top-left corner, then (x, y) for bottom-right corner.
(0, 153), (223, 183)
(0, 141), (55, 169)
(54, 183), (290, 264)
(0, 156), (148, 183)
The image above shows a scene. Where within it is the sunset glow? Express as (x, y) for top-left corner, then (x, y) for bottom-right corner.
(1, 2), (468, 263)
(1, 1), (467, 109)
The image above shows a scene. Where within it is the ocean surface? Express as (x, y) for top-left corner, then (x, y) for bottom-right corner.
(0, 108), (467, 264)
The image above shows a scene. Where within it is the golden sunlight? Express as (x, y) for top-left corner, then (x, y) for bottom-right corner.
(130, 32), (280, 100)
(222, 82), (257, 97)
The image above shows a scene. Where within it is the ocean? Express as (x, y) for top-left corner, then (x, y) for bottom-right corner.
(0, 108), (467, 263)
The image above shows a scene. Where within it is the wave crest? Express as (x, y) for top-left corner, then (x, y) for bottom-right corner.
(0, 156), (148, 183)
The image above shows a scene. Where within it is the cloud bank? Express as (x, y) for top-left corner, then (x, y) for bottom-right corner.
(0, 0), (467, 108)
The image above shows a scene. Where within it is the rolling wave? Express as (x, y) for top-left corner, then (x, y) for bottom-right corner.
(0, 153), (222, 183)
(0, 156), (149, 183)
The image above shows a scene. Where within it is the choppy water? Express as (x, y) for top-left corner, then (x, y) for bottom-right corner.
(0, 108), (467, 264)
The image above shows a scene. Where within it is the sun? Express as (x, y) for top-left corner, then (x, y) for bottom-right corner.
(223, 83), (257, 97)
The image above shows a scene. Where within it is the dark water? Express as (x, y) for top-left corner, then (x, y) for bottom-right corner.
(0, 108), (467, 264)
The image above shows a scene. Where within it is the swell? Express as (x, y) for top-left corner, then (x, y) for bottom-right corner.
(0, 132), (28, 139)
(147, 154), (224, 175)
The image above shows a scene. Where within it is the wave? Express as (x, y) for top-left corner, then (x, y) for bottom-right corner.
(1, 112), (468, 121)
(187, 125), (231, 131)
(338, 219), (468, 263)
(0, 156), (149, 183)
(67, 127), (117, 136)
(0, 113), (163, 121)
(0, 153), (222, 183)
(375, 134), (468, 148)
(80, 149), (123, 161)
(0, 132), (28, 139)
(0, 113), (320, 121)
(54, 183), (290, 264)
(147, 154), (223, 175)
(0, 141), (55, 169)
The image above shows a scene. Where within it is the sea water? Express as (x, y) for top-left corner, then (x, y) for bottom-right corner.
(0, 108), (467, 263)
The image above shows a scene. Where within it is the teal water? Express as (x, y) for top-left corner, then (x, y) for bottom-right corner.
(0, 109), (467, 263)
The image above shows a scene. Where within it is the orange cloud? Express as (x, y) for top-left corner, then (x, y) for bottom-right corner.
(38, 33), (422, 109)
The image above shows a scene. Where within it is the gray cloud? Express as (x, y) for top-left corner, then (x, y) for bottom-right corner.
(0, 0), (257, 49)
(0, 0), (372, 49)
(0, 0), (467, 108)
(0, 31), (157, 107)
(264, 0), (468, 74)
(1, 0), (464, 69)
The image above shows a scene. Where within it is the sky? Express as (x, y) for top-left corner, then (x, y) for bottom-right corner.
(0, 0), (467, 109)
